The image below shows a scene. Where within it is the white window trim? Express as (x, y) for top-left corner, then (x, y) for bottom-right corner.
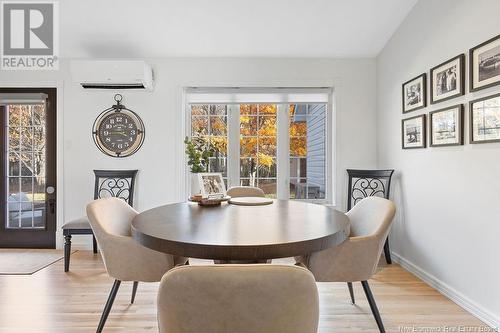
(184, 87), (334, 204)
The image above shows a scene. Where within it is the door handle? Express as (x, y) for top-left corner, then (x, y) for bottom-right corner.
(48, 199), (56, 214)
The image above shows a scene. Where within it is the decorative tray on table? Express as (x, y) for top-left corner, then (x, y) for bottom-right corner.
(188, 195), (231, 206)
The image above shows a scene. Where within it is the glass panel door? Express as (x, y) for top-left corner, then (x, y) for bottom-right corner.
(7, 104), (46, 229)
(1, 88), (56, 248)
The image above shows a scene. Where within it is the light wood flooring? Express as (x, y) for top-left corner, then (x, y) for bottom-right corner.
(0, 250), (488, 332)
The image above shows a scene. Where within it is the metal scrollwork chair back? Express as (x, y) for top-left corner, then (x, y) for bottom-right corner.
(347, 169), (394, 264)
(62, 169), (138, 272)
(94, 170), (138, 205)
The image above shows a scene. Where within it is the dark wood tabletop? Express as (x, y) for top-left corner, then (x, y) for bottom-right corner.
(132, 200), (350, 261)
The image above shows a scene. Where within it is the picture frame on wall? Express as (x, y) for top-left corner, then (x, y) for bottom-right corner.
(469, 93), (500, 144)
(470, 34), (500, 92)
(430, 54), (465, 104)
(402, 73), (427, 113)
(402, 114), (426, 149)
(429, 105), (464, 147)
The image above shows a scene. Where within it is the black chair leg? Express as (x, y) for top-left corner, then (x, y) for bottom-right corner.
(131, 281), (138, 304)
(93, 235), (98, 254)
(361, 281), (385, 333)
(97, 279), (121, 333)
(383, 238), (392, 264)
(347, 282), (355, 304)
(64, 234), (72, 272)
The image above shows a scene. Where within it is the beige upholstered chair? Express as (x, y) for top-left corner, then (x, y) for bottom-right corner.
(295, 197), (396, 333)
(227, 185), (265, 198)
(86, 197), (187, 333)
(157, 264), (319, 333)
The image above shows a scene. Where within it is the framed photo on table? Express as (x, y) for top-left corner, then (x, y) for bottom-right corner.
(402, 114), (426, 149)
(402, 73), (427, 113)
(469, 93), (500, 144)
(430, 54), (465, 104)
(470, 34), (500, 92)
(198, 172), (227, 198)
(429, 105), (464, 147)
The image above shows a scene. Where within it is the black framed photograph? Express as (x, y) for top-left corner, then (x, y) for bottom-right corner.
(469, 93), (500, 144)
(429, 105), (464, 147)
(470, 34), (500, 92)
(430, 54), (465, 104)
(402, 73), (427, 113)
(402, 114), (426, 149)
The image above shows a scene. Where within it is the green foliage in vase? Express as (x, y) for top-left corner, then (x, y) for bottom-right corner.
(184, 137), (214, 173)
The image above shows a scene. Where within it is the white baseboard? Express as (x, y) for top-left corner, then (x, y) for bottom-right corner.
(391, 252), (500, 329)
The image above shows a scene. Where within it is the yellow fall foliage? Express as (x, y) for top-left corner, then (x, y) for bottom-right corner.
(191, 104), (307, 169)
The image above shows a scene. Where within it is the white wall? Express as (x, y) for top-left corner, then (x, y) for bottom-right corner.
(377, 0), (500, 326)
(0, 57), (377, 247)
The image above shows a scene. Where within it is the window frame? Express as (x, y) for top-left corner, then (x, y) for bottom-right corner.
(185, 89), (333, 204)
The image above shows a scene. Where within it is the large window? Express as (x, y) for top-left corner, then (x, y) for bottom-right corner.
(187, 89), (331, 202)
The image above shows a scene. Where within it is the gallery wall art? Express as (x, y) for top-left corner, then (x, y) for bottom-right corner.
(402, 73), (427, 113)
(430, 55), (465, 104)
(470, 34), (500, 92)
(469, 93), (500, 144)
(401, 34), (500, 149)
(402, 115), (426, 149)
(429, 105), (464, 147)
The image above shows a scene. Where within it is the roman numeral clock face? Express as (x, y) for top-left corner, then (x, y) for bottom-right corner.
(92, 99), (145, 157)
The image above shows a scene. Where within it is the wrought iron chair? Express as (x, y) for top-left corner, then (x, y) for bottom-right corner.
(347, 169), (394, 264)
(62, 170), (138, 272)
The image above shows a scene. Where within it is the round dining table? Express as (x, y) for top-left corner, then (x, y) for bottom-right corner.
(132, 199), (350, 261)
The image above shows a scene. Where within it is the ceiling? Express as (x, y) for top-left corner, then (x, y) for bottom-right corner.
(59, 0), (417, 58)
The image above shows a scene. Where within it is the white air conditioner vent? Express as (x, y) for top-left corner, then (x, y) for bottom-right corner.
(70, 60), (154, 91)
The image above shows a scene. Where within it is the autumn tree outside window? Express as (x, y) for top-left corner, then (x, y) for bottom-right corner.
(187, 88), (331, 202)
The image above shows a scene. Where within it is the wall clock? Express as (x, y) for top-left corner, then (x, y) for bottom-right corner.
(92, 94), (145, 157)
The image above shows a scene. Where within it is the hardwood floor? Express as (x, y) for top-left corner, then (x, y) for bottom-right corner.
(0, 250), (487, 332)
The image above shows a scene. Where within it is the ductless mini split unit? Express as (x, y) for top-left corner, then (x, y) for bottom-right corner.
(70, 60), (154, 91)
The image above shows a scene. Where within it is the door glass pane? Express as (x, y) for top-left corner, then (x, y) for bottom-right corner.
(8, 152), (20, 176)
(8, 127), (20, 149)
(20, 177), (34, 201)
(289, 104), (326, 200)
(5, 104), (47, 229)
(8, 204), (21, 229)
(20, 153), (34, 176)
(20, 127), (33, 151)
(33, 201), (46, 228)
(8, 178), (20, 200)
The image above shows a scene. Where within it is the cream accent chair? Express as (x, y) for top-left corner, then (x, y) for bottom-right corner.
(227, 186), (265, 198)
(86, 197), (187, 333)
(157, 264), (319, 333)
(295, 197), (396, 333)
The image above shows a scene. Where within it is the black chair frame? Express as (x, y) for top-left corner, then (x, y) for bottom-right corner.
(347, 169), (394, 264)
(63, 169), (138, 272)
